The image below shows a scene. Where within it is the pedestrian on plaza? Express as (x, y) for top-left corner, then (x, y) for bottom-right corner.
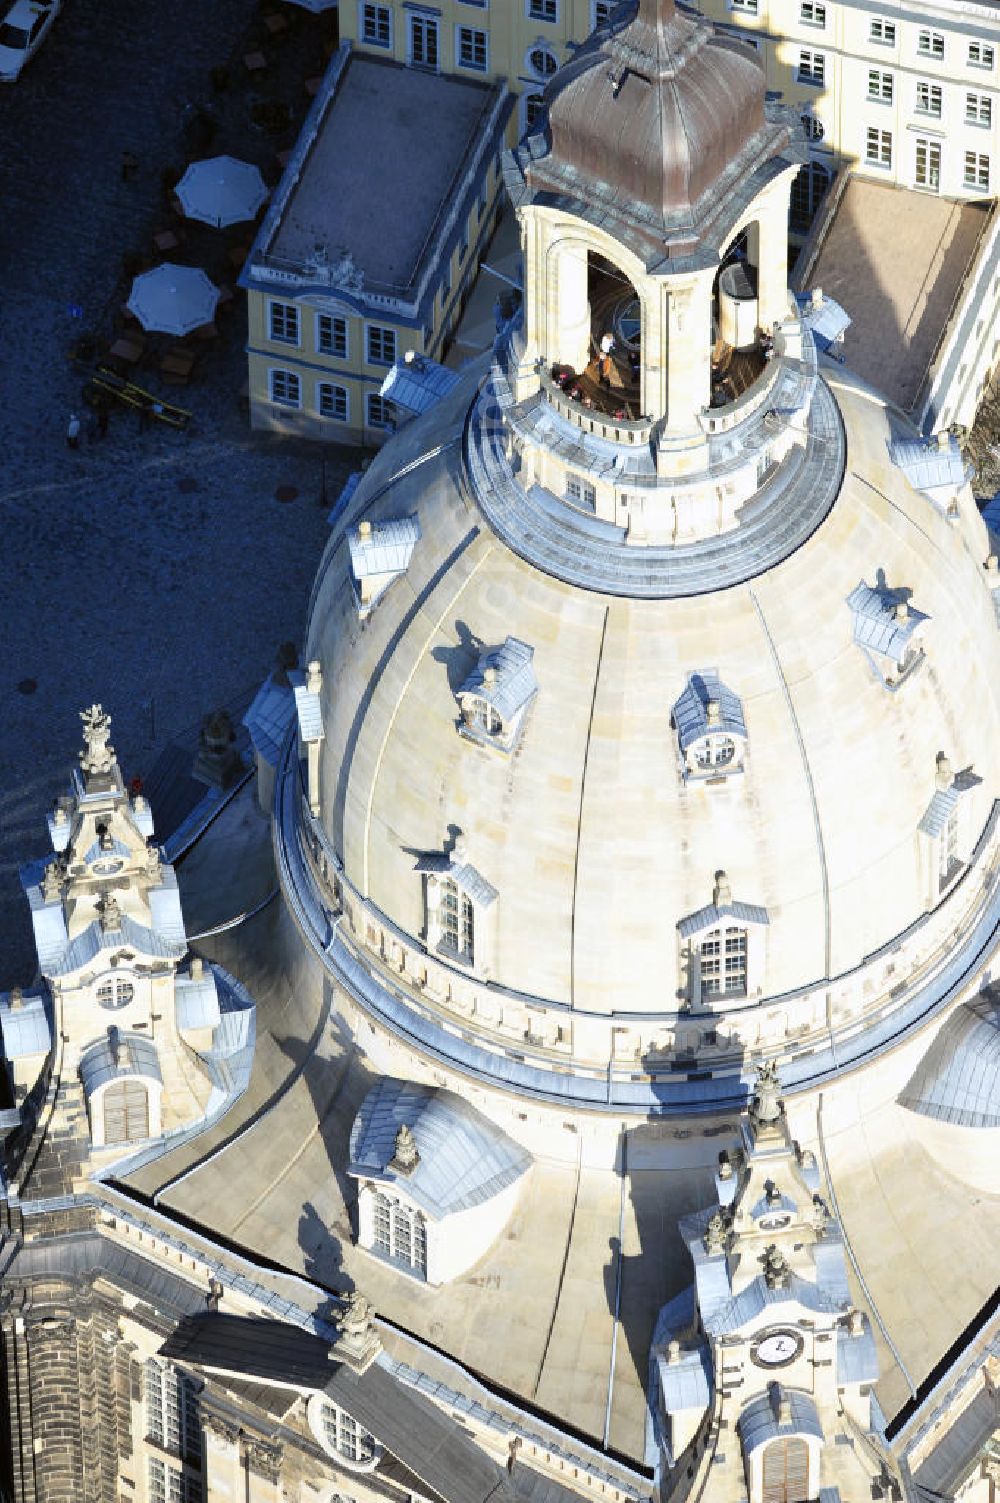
(66, 413), (81, 449)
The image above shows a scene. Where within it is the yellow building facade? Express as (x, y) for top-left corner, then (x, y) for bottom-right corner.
(342, 0), (1000, 225)
(241, 48), (511, 446)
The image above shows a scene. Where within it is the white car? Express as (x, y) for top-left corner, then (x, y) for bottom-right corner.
(0, 0), (60, 82)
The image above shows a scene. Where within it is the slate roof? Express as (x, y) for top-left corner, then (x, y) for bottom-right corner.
(738, 1389), (824, 1451)
(657, 1342), (712, 1412)
(796, 291), (851, 349)
(349, 1077), (532, 1219)
(458, 637), (538, 723)
(836, 1321), (879, 1386)
(242, 676), (296, 768)
(79, 1031), (162, 1097)
(703, 1274), (847, 1336)
(918, 769), (982, 838)
(677, 899), (769, 939)
(46, 912), (185, 976)
(671, 670), (746, 753)
(911, 1385), (999, 1496)
(846, 580), (928, 661)
(888, 435), (968, 493)
(0, 992), (52, 1058)
(7, 1231), (207, 1316)
(349, 516), (421, 580)
(175, 969), (222, 1032)
(899, 995), (1000, 1127)
(161, 1313), (579, 1503)
(292, 681), (324, 743)
(414, 853), (499, 909)
(382, 355), (460, 416)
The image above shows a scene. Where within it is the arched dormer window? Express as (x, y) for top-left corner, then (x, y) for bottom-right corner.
(919, 753), (982, 900)
(672, 671), (747, 781)
(307, 1395), (380, 1473)
(440, 877), (475, 965)
(415, 835), (498, 977)
(80, 1029), (163, 1148)
(457, 636), (537, 754)
(370, 1188), (428, 1276)
(738, 1387), (822, 1503)
(103, 1079), (149, 1144)
(847, 576), (928, 690)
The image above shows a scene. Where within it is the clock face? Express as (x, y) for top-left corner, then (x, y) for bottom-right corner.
(752, 1329), (803, 1368)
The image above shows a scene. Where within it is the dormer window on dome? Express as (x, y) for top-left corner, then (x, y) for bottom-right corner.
(457, 636), (538, 753)
(847, 577), (929, 689)
(678, 873), (769, 1008)
(889, 431), (968, 509)
(672, 672), (747, 781)
(348, 514), (420, 620)
(415, 835), (498, 975)
(919, 752), (982, 899)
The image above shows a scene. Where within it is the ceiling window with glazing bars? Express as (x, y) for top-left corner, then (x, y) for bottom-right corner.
(869, 17), (896, 44)
(866, 127), (892, 166)
(915, 80), (942, 115)
(361, 2), (391, 46)
(269, 300), (299, 345)
(797, 49), (825, 84)
(967, 91), (992, 126)
(965, 150), (990, 189)
(868, 68), (893, 102)
(917, 28), (945, 59)
(458, 25), (487, 69)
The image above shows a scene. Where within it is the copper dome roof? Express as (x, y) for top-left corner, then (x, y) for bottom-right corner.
(515, 0), (793, 263)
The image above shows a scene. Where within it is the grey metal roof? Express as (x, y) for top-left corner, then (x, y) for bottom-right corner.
(658, 1342), (712, 1413)
(0, 992), (52, 1058)
(242, 676), (296, 768)
(671, 670), (746, 753)
(414, 853), (499, 909)
(899, 995), (1000, 1127)
(7, 1230), (207, 1316)
(836, 1321), (879, 1386)
(888, 435), (969, 493)
(175, 970), (222, 1032)
(704, 1274), (846, 1337)
(292, 682), (324, 744)
(919, 770), (981, 838)
(161, 1313), (561, 1503)
(79, 1030), (162, 1097)
(382, 355), (460, 416)
(349, 515), (421, 580)
(846, 580), (928, 661)
(148, 869), (188, 945)
(796, 291), (851, 349)
(458, 637), (538, 724)
(46, 912), (184, 977)
(81, 836), (131, 863)
(738, 1389), (824, 1452)
(348, 1077), (531, 1219)
(677, 899), (769, 939)
(911, 1385), (998, 1495)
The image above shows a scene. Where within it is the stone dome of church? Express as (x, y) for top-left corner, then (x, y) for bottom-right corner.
(303, 367), (1000, 1052)
(523, 0), (791, 258)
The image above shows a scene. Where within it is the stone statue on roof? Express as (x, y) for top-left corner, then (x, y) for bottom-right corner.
(390, 1122), (420, 1174)
(79, 704), (114, 777)
(762, 1243), (791, 1289)
(751, 1058), (782, 1126)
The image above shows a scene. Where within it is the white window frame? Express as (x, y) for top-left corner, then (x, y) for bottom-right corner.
(969, 41), (995, 69)
(865, 126), (893, 167)
(730, 0), (759, 13)
(565, 472), (597, 509)
(966, 91), (992, 126)
(917, 28), (945, 59)
(366, 392), (396, 430)
(369, 1187), (429, 1275)
(527, 41), (558, 77)
(408, 12), (439, 68)
(800, 1), (826, 26)
(439, 876), (475, 964)
(315, 310), (348, 358)
(145, 1359), (201, 1465)
(964, 149), (990, 189)
(527, 0), (559, 21)
(797, 48), (825, 84)
(365, 322), (397, 366)
(915, 136), (942, 190)
(317, 382), (349, 422)
(867, 68), (893, 103)
(268, 299), (299, 346)
(148, 1456), (202, 1503)
(915, 79), (943, 116)
(307, 1395), (380, 1473)
(698, 924), (749, 999)
(523, 91), (547, 132)
(457, 22), (488, 70)
(592, 0), (615, 25)
(359, 0), (392, 48)
(268, 368), (301, 408)
(869, 16), (896, 45)
(97, 975), (135, 1009)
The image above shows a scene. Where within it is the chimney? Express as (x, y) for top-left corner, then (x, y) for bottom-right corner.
(811, 287), (824, 309)
(706, 698), (721, 727)
(190, 958), (203, 982)
(358, 519), (372, 539)
(936, 752), (953, 791)
(306, 659), (322, 695)
(894, 601), (908, 622)
(713, 871), (732, 908)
